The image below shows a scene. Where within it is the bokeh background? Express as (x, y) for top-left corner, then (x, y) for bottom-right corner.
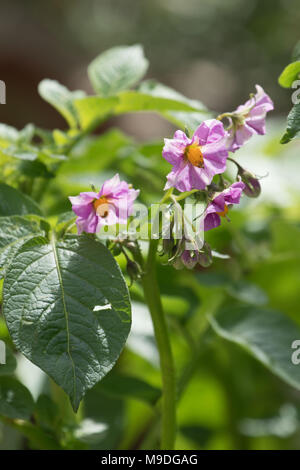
(1, 0), (300, 451)
(1, 0), (300, 136)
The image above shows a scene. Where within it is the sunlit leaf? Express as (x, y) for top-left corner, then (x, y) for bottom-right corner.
(38, 79), (86, 128)
(278, 61), (300, 88)
(88, 44), (149, 96)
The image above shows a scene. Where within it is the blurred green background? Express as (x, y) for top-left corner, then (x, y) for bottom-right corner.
(1, 0), (300, 451)
(1, 0), (299, 133)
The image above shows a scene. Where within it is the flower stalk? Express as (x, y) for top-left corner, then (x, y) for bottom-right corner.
(141, 238), (177, 449)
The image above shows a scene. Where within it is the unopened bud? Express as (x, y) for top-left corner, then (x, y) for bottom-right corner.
(181, 250), (198, 270)
(172, 257), (184, 270)
(126, 260), (141, 285)
(198, 242), (212, 268)
(162, 237), (174, 256)
(107, 241), (122, 257)
(124, 241), (140, 257)
(238, 168), (261, 198)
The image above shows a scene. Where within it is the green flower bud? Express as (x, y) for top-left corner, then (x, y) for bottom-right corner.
(107, 240), (122, 257)
(238, 168), (261, 198)
(124, 240), (140, 257)
(126, 260), (141, 285)
(162, 237), (174, 256)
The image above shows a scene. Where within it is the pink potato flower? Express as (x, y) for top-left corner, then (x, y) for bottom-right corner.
(69, 174), (139, 234)
(204, 182), (245, 231)
(163, 119), (229, 192)
(227, 85), (274, 152)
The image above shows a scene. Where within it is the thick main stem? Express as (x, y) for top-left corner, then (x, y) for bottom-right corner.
(141, 239), (176, 450)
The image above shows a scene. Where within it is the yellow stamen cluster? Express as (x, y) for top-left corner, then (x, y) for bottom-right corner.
(216, 204), (228, 218)
(185, 143), (204, 168)
(93, 196), (109, 218)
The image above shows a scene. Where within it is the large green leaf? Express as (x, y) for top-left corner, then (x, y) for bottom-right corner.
(99, 373), (161, 405)
(138, 79), (211, 131)
(0, 183), (42, 216)
(3, 234), (131, 411)
(139, 79), (206, 109)
(88, 44), (149, 96)
(73, 96), (118, 130)
(115, 90), (203, 114)
(0, 377), (34, 420)
(210, 305), (300, 391)
(280, 103), (300, 143)
(38, 79), (86, 128)
(74, 91), (204, 130)
(0, 215), (47, 278)
(278, 61), (300, 88)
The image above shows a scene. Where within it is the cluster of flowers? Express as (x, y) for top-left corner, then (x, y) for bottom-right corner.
(70, 85), (273, 272)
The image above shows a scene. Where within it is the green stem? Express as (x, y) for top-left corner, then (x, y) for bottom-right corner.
(175, 189), (198, 201)
(141, 238), (176, 450)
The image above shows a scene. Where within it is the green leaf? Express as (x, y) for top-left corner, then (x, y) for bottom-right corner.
(99, 373), (161, 405)
(292, 40), (300, 61)
(88, 44), (149, 96)
(34, 394), (59, 429)
(280, 103), (300, 143)
(83, 383), (125, 449)
(73, 96), (118, 130)
(138, 79), (207, 111)
(115, 90), (203, 114)
(17, 124), (35, 145)
(0, 215), (46, 278)
(74, 92), (204, 130)
(4, 418), (61, 449)
(278, 61), (300, 88)
(2, 147), (37, 161)
(17, 160), (54, 179)
(0, 124), (19, 147)
(0, 183), (42, 216)
(180, 425), (213, 447)
(196, 274), (267, 306)
(209, 305), (300, 391)
(38, 79), (86, 128)
(0, 376), (34, 420)
(3, 234), (131, 411)
(138, 79), (211, 131)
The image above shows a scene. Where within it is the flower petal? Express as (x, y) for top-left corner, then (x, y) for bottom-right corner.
(204, 213), (221, 231)
(193, 119), (226, 145)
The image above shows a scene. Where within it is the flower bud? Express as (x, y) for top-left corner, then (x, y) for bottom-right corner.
(181, 250), (198, 269)
(171, 257), (184, 270)
(107, 240), (122, 257)
(198, 242), (213, 267)
(162, 237), (174, 257)
(126, 260), (141, 285)
(238, 168), (261, 198)
(124, 240), (140, 257)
